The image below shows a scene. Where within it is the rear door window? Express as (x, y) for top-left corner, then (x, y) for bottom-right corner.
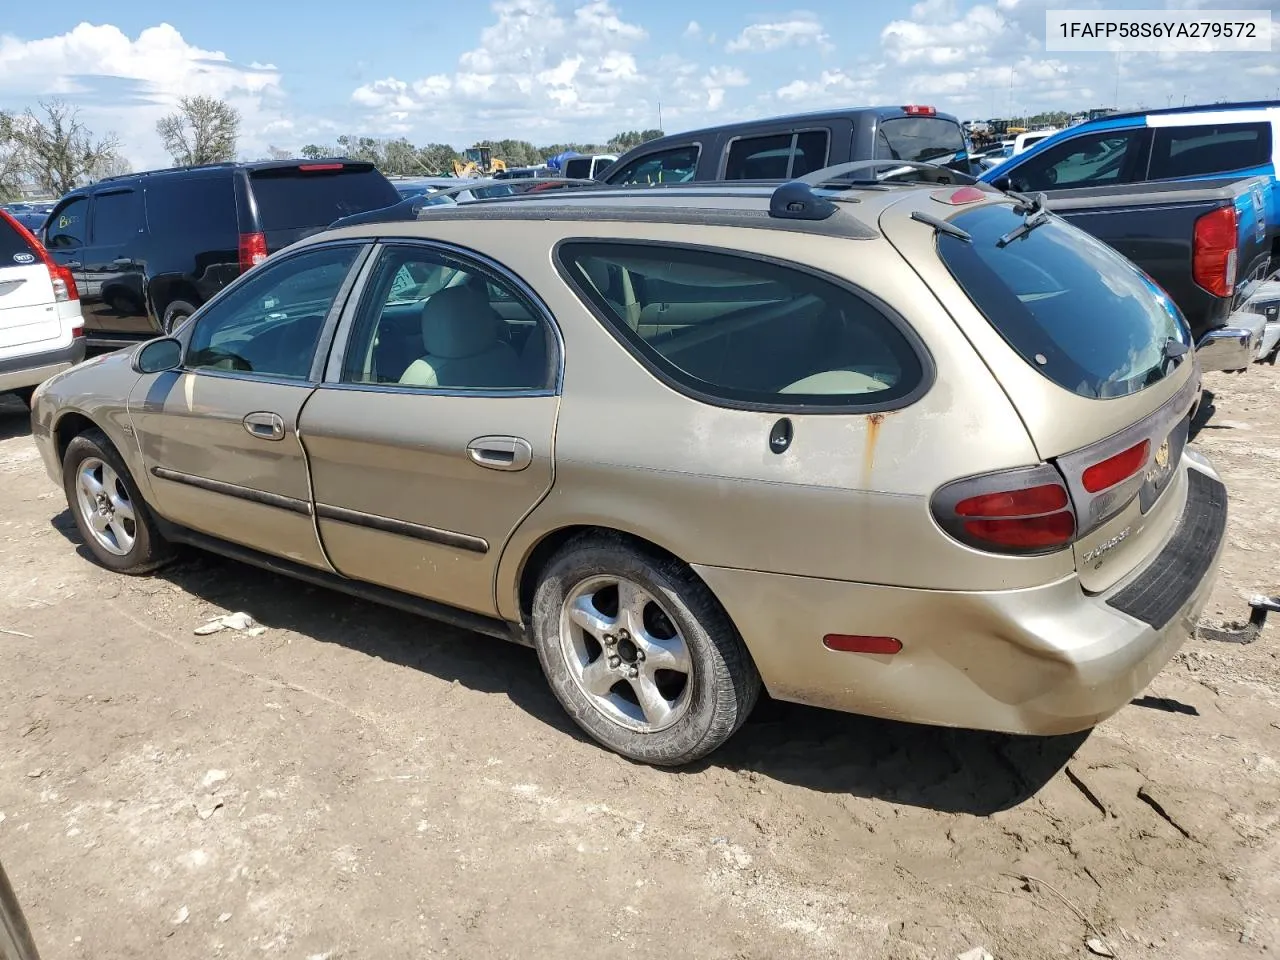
(605, 146), (699, 185)
(875, 117), (967, 163)
(89, 189), (144, 246)
(249, 165), (400, 229)
(937, 203), (1191, 399)
(1005, 130), (1141, 192)
(1147, 123), (1272, 179)
(724, 131), (830, 179)
(558, 242), (926, 409)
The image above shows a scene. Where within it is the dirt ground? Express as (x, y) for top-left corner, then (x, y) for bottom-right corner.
(1, 367), (1278, 960)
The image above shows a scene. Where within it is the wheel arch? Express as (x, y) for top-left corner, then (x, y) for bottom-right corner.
(53, 410), (101, 465)
(504, 523), (733, 631)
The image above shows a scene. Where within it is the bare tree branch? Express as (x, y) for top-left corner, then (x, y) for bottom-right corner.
(7, 100), (119, 196)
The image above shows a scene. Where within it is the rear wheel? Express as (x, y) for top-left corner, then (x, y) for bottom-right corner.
(62, 429), (173, 574)
(531, 533), (761, 765)
(162, 300), (198, 334)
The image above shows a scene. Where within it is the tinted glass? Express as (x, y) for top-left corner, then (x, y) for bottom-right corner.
(606, 146), (699, 185)
(146, 175), (237, 239)
(563, 157), (592, 178)
(0, 215), (35, 261)
(1147, 123), (1271, 180)
(559, 243), (924, 408)
(792, 131), (829, 176)
(938, 204), (1191, 399)
(249, 168), (400, 229)
(1006, 131), (1137, 192)
(89, 190), (143, 246)
(341, 247), (549, 390)
(875, 117), (967, 163)
(186, 245), (359, 380)
(725, 134), (792, 179)
(44, 197), (89, 249)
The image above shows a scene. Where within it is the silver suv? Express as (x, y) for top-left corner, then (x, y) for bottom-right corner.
(29, 168), (1225, 765)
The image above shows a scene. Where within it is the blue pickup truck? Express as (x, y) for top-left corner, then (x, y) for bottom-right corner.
(981, 101), (1280, 366)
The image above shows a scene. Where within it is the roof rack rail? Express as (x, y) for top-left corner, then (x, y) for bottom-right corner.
(96, 161), (239, 184)
(768, 160), (983, 221)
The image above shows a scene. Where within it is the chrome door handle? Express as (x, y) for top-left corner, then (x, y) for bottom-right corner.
(467, 436), (532, 472)
(243, 411), (285, 441)
(64, 260), (82, 269)
(112, 257), (133, 266)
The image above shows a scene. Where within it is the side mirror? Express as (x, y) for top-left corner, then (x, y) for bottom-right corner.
(133, 338), (183, 374)
(991, 175), (1012, 192)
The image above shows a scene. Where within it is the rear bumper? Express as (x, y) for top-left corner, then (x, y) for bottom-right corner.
(694, 458), (1225, 736)
(0, 339), (85, 392)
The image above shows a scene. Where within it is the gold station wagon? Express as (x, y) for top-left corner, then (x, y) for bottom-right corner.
(30, 168), (1228, 764)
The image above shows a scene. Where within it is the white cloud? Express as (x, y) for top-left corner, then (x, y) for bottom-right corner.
(683, 21), (702, 38)
(726, 17), (833, 54)
(701, 66), (750, 110)
(0, 22), (288, 167)
(350, 0), (654, 142)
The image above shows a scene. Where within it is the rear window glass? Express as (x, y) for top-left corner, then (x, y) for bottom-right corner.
(0, 215), (36, 262)
(249, 168), (400, 229)
(875, 117), (967, 163)
(1148, 123), (1272, 179)
(938, 204), (1191, 399)
(147, 176), (237, 239)
(558, 242), (925, 409)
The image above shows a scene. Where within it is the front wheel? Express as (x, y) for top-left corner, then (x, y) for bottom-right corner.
(531, 534), (761, 765)
(62, 429), (173, 574)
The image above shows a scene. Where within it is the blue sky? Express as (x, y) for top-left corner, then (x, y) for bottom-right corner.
(1, 0), (1278, 167)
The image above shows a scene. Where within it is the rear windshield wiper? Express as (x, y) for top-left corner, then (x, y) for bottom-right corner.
(996, 191), (1052, 247)
(911, 210), (971, 242)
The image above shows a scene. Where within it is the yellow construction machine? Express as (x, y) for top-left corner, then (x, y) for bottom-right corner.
(452, 147), (507, 178)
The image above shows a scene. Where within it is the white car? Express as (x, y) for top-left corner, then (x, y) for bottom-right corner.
(0, 210), (85, 407)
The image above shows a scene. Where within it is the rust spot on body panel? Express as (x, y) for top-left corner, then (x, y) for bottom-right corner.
(862, 412), (886, 488)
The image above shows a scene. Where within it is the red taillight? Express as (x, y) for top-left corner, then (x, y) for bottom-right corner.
(1192, 206), (1237, 298)
(238, 232), (268, 273)
(933, 468), (1077, 554)
(1081, 440), (1149, 493)
(71, 320), (84, 339)
(962, 513), (1077, 549)
(298, 163), (344, 171)
(902, 105), (936, 116)
(823, 634), (902, 655)
(0, 209), (78, 302)
(954, 483), (1069, 517)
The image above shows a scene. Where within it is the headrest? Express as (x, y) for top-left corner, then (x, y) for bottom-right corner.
(421, 285), (500, 359)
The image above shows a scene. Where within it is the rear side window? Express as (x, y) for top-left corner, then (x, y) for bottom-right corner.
(563, 157), (592, 179)
(605, 146), (699, 185)
(147, 176), (237, 239)
(937, 204), (1191, 399)
(0, 215), (36, 262)
(724, 131), (830, 179)
(249, 167), (400, 229)
(1006, 130), (1139, 192)
(875, 117), (966, 163)
(90, 190), (144, 246)
(1147, 123), (1272, 180)
(558, 242), (925, 409)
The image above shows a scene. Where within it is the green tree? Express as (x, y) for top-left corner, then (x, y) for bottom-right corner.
(299, 144), (332, 160)
(156, 95), (240, 166)
(416, 143), (460, 175)
(608, 129), (664, 152)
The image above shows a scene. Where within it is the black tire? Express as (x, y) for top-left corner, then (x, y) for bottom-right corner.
(11, 386), (35, 408)
(62, 428), (174, 575)
(162, 300), (198, 335)
(531, 532), (761, 765)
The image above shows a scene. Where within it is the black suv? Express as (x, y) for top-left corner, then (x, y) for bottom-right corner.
(598, 105), (977, 185)
(41, 160), (400, 346)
